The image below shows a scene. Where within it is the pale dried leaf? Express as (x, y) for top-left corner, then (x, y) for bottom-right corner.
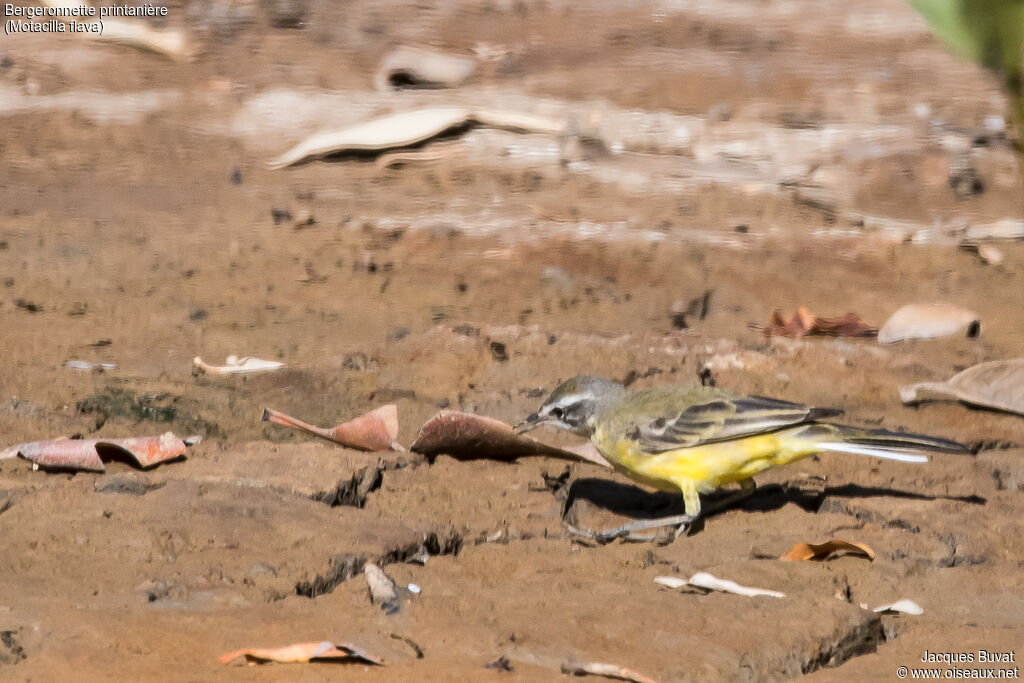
(654, 572), (784, 598)
(872, 599), (924, 615)
(561, 658), (660, 683)
(41, 0), (188, 58)
(653, 576), (687, 589)
(269, 106), (566, 168)
(269, 107), (472, 168)
(877, 303), (980, 344)
(375, 46), (477, 90)
(219, 641), (384, 665)
(899, 359), (1024, 417)
(193, 355), (284, 375)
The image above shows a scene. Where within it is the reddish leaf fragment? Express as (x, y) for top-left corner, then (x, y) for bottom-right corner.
(218, 641), (384, 666)
(410, 410), (611, 467)
(1, 432), (196, 472)
(780, 539), (875, 562)
(754, 307), (877, 338)
(261, 405), (402, 452)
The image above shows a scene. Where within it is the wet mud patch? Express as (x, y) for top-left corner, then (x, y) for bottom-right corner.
(309, 464), (384, 508)
(801, 614), (883, 674)
(0, 629), (27, 666)
(93, 472), (165, 496)
(76, 386), (222, 438)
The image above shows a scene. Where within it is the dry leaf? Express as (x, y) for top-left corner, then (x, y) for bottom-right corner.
(877, 303), (980, 344)
(193, 355), (284, 375)
(261, 405), (402, 452)
(375, 46), (477, 91)
(872, 599), (924, 615)
(780, 539), (875, 562)
(755, 307), (877, 338)
(561, 658), (660, 683)
(654, 572), (784, 598)
(269, 107), (564, 168)
(0, 432), (198, 472)
(409, 410), (611, 467)
(899, 358), (1024, 417)
(42, 0), (188, 58)
(219, 641), (384, 665)
(653, 577), (687, 589)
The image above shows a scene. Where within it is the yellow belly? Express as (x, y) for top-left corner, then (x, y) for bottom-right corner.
(593, 427), (818, 494)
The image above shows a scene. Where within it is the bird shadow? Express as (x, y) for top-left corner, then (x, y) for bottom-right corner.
(564, 478), (986, 523)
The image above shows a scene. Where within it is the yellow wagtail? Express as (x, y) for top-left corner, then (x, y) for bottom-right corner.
(515, 375), (968, 541)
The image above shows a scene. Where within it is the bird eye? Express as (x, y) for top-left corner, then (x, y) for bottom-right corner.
(549, 406), (565, 420)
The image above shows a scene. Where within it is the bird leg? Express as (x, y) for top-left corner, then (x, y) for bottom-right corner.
(705, 478), (757, 515)
(566, 479), (757, 544)
(566, 513), (698, 544)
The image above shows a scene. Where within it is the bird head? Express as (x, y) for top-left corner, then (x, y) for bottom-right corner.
(514, 375), (625, 437)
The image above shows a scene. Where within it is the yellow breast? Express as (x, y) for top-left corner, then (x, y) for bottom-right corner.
(593, 427), (809, 493)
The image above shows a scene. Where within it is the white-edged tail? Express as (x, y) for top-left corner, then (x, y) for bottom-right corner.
(816, 442), (929, 463)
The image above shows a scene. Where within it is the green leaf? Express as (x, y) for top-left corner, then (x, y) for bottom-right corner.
(910, 0), (1024, 93)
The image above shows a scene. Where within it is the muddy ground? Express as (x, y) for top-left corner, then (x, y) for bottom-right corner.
(1, 0), (1023, 680)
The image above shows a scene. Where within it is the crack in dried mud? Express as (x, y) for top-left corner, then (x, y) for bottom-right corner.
(294, 529), (464, 599)
(801, 615), (883, 674)
(308, 465), (384, 508)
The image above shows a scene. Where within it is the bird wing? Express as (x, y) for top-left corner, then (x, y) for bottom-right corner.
(636, 395), (836, 453)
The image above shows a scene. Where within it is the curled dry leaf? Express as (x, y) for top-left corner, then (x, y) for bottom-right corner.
(269, 107), (565, 168)
(561, 658), (660, 683)
(872, 599), (924, 615)
(0, 432), (198, 472)
(193, 355), (284, 375)
(780, 539), (875, 562)
(899, 358), (1024, 417)
(375, 46), (477, 91)
(754, 307), (877, 338)
(877, 303), (981, 344)
(261, 405), (402, 452)
(270, 107), (471, 168)
(219, 641), (384, 666)
(654, 573), (784, 598)
(409, 410), (611, 467)
(42, 0), (188, 58)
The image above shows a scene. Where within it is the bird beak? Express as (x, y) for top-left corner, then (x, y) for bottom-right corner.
(513, 412), (543, 434)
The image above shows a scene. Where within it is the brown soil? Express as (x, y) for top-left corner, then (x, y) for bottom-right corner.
(1, 0), (1022, 680)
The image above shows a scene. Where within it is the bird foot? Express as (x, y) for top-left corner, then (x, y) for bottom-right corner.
(566, 514), (699, 544)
